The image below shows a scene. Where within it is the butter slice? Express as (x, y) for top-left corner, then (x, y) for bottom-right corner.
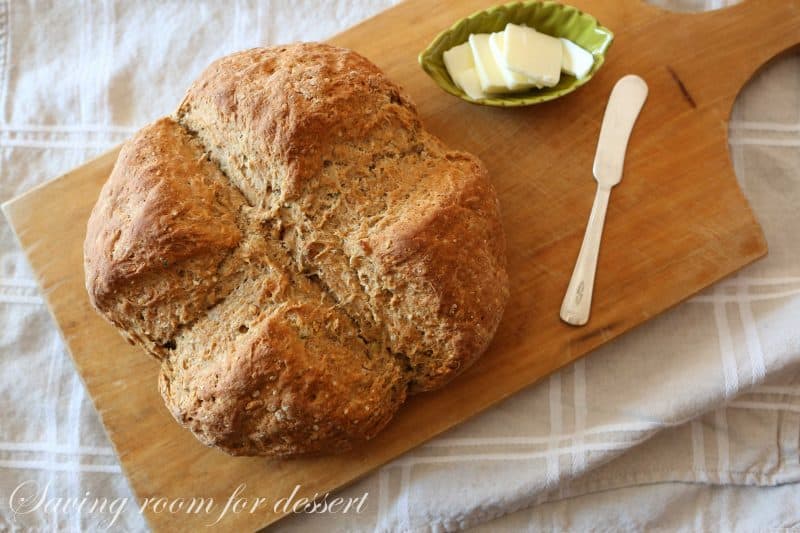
(501, 23), (562, 88)
(468, 33), (509, 93)
(488, 32), (537, 91)
(560, 38), (594, 80)
(442, 42), (486, 99)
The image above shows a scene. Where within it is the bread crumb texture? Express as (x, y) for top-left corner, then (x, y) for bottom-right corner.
(84, 43), (509, 457)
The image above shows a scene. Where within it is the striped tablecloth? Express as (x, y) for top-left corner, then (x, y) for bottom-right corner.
(1, 1), (798, 531)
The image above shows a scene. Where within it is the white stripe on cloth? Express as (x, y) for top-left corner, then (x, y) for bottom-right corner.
(730, 121), (800, 132)
(0, 137), (117, 150)
(719, 276), (800, 287)
(393, 439), (653, 467)
(0, 459), (120, 474)
(0, 278), (38, 287)
(0, 123), (136, 133)
(546, 372), (563, 485)
(376, 467), (390, 531)
(729, 138), (800, 147)
(101, 0), (114, 126)
(0, 281), (44, 305)
(715, 409), (731, 484)
(0, 293), (43, 305)
(712, 285), (739, 398)
(572, 360), (587, 474)
(691, 420), (708, 482)
(727, 401), (800, 414)
(749, 386), (800, 396)
(399, 464), (412, 531)
(68, 370), (86, 532)
(0, 442), (114, 456)
(423, 421), (668, 448)
(737, 278), (766, 386)
(0, 0), (10, 123)
(692, 288), (800, 303)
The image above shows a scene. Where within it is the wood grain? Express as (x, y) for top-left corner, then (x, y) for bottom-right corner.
(4, 0), (798, 530)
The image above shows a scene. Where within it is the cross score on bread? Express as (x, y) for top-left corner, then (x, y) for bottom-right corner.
(83, 43), (509, 457)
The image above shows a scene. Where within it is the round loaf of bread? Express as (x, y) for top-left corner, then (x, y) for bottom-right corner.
(83, 43), (509, 456)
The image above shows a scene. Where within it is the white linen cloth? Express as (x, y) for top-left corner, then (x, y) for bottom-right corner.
(1, 1), (798, 531)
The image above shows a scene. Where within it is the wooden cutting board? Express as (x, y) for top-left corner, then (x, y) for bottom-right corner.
(4, 0), (798, 530)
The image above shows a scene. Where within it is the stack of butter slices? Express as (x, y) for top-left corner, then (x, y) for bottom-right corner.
(443, 23), (594, 99)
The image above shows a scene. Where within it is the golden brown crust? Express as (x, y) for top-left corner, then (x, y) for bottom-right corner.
(84, 117), (245, 357)
(84, 43), (508, 456)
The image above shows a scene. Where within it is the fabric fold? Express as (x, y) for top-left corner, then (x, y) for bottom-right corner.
(1, 1), (799, 531)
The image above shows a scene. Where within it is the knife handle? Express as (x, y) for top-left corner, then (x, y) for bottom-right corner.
(560, 186), (611, 326)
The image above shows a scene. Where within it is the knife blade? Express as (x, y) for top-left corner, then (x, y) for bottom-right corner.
(593, 75), (649, 187)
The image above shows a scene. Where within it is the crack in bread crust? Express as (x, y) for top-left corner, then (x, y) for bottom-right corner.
(84, 43), (509, 457)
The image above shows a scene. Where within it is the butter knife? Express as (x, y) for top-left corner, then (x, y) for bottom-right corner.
(560, 75), (649, 326)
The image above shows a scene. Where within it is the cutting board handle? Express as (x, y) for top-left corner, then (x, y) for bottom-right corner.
(664, 0), (800, 111)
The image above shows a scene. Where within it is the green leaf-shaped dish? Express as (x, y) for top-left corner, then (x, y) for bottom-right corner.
(418, 1), (614, 106)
